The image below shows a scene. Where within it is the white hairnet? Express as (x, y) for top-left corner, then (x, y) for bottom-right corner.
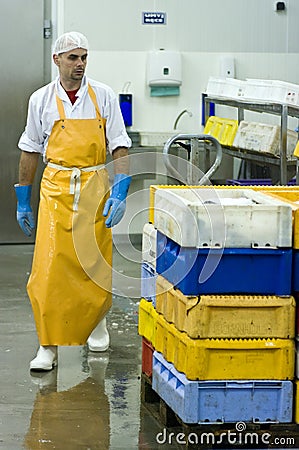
(53, 31), (89, 55)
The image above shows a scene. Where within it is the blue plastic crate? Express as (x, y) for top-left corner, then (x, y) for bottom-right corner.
(287, 177), (297, 185)
(226, 178), (296, 186)
(156, 231), (292, 296)
(152, 351), (293, 424)
(141, 262), (157, 305)
(293, 250), (299, 292)
(226, 178), (273, 186)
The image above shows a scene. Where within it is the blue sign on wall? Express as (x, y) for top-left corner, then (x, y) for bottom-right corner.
(142, 12), (167, 25)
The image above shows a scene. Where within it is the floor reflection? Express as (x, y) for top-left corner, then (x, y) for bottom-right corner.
(1, 244), (181, 450)
(24, 354), (110, 450)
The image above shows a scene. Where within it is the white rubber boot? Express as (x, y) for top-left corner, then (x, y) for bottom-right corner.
(30, 346), (58, 371)
(87, 318), (109, 352)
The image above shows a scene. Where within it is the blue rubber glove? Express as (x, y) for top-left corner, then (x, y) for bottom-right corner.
(14, 184), (35, 237)
(103, 174), (131, 228)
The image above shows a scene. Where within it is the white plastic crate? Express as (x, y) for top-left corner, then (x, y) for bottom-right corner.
(273, 129), (297, 158)
(222, 78), (246, 99)
(207, 77), (299, 106)
(243, 79), (273, 102)
(206, 77), (228, 97)
(206, 77), (246, 99)
(270, 80), (299, 105)
(233, 121), (278, 154)
(233, 121), (298, 157)
(244, 79), (299, 105)
(154, 187), (292, 248)
(142, 223), (157, 269)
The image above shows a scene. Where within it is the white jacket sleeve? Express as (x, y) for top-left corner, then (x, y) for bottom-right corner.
(18, 92), (45, 154)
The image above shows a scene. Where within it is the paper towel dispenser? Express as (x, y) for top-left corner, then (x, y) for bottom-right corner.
(147, 50), (182, 87)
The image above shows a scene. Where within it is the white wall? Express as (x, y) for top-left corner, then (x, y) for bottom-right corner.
(52, 0), (299, 236)
(53, 0), (299, 133)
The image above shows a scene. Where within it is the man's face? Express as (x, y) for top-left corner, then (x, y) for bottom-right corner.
(53, 48), (88, 86)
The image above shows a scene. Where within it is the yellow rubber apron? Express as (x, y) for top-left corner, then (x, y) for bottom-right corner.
(27, 85), (112, 345)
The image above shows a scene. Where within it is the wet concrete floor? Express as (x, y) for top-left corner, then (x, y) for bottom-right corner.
(0, 243), (180, 450)
(1, 244), (296, 450)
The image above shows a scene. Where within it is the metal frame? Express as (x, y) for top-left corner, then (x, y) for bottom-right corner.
(163, 134), (223, 185)
(204, 96), (299, 185)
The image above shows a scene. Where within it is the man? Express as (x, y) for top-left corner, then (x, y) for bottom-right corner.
(15, 31), (131, 371)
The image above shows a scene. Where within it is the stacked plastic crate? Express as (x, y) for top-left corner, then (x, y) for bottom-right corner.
(139, 186), (296, 425)
(139, 223), (158, 379)
(203, 114), (297, 159)
(255, 188), (299, 425)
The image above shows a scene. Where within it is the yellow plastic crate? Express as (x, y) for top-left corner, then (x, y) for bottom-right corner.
(138, 298), (159, 347)
(156, 275), (199, 335)
(295, 380), (299, 423)
(155, 313), (295, 380)
(203, 116), (238, 146)
(156, 275), (295, 339)
(148, 184), (299, 224)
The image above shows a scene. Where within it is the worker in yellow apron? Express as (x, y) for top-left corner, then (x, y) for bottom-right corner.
(15, 32), (131, 371)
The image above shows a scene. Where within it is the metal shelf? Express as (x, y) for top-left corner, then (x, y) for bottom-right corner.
(204, 96), (299, 184)
(222, 146), (296, 166)
(205, 96), (299, 119)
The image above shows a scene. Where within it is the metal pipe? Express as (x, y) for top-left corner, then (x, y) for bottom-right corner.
(163, 134), (223, 184)
(173, 109), (193, 130)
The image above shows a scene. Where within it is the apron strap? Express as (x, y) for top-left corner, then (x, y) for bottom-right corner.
(87, 84), (102, 120)
(55, 94), (66, 119)
(47, 162), (105, 211)
(55, 84), (102, 121)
